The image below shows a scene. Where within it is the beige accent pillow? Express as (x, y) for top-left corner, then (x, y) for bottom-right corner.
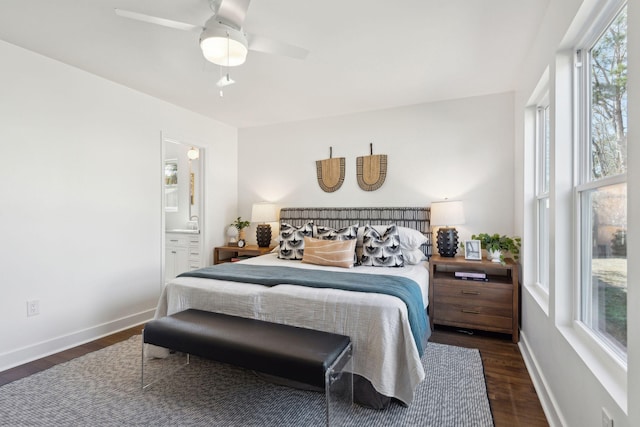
(301, 237), (357, 268)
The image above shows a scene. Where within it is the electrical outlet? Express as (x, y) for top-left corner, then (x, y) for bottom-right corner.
(602, 408), (613, 427)
(27, 300), (40, 317)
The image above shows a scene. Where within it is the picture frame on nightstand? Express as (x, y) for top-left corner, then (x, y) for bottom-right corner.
(464, 240), (482, 260)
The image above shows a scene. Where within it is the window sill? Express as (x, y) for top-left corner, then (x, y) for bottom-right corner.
(557, 322), (627, 414)
(524, 282), (549, 316)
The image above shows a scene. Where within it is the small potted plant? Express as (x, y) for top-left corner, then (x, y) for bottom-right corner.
(231, 217), (251, 240)
(471, 233), (521, 264)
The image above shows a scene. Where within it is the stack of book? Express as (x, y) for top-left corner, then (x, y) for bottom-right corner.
(454, 271), (488, 282)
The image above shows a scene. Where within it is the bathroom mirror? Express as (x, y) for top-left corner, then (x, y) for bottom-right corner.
(163, 139), (203, 231)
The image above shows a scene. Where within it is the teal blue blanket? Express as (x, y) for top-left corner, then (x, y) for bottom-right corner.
(179, 263), (429, 355)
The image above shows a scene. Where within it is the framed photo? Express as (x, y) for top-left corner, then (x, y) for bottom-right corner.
(464, 240), (482, 260)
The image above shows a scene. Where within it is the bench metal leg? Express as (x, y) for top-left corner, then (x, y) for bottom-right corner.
(324, 343), (353, 427)
(141, 330), (190, 391)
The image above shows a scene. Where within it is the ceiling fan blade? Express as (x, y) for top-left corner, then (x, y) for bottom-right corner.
(247, 34), (309, 60)
(114, 9), (202, 33)
(216, 0), (251, 29)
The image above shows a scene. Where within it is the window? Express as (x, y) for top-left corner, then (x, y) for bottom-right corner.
(575, 4), (627, 358)
(535, 103), (550, 291)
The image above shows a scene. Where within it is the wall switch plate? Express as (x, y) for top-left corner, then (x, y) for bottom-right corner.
(27, 300), (40, 317)
(602, 408), (613, 427)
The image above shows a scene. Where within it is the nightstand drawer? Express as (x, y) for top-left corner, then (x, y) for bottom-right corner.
(436, 304), (513, 331)
(434, 281), (512, 309)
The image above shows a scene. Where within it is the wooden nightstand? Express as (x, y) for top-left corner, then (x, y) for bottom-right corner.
(429, 255), (519, 342)
(213, 245), (274, 264)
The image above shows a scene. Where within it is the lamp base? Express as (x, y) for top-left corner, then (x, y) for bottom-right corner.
(436, 227), (459, 257)
(256, 224), (272, 248)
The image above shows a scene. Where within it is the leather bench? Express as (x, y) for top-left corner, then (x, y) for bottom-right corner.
(142, 309), (353, 425)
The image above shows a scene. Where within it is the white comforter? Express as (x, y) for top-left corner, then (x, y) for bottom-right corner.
(151, 253), (430, 405)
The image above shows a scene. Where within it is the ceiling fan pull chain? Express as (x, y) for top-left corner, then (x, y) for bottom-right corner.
(219, 32), (231, 97)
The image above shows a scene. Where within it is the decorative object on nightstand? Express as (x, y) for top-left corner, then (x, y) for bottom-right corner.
(430, 200), (465, 257)
(251, 202), (277, 247)
(226, 225), (239, 245)
(463, 240), (482, 260)
(471, 233), (521, 264)
(227, 216), (251, 246)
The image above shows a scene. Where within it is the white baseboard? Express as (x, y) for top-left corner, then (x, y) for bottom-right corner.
(518, 331), (567, 427)
(0, 309), (154, 372)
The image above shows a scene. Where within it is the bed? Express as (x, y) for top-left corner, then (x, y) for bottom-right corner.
(151, 207), (432, 409)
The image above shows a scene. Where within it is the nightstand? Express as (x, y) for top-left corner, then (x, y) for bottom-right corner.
(428, 255), (519, 342)
(213, 245), (274, 264)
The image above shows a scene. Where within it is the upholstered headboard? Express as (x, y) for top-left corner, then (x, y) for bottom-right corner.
(279, 207), (432, 258)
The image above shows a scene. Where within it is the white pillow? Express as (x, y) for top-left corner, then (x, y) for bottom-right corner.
(403, 248), (427, 265)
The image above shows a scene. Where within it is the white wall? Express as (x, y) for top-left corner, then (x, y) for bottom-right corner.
(514, 0), (638, 426)
(237, 92), (516, 245)
(0, 40), (238, 370)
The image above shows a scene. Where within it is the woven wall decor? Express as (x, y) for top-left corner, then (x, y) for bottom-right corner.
(356, 144), (387, 191)
(315, 147), (345, 192)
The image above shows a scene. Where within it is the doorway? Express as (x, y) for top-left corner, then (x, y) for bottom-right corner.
(162, 136), (204, 285)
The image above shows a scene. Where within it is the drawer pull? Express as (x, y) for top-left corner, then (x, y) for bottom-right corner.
(461, 290), (480, 295)
(169, 239), (179, 242)
(461, 309), (480, 315)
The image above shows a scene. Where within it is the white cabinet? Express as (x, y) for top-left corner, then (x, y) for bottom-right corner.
(165, 232), (201, 282)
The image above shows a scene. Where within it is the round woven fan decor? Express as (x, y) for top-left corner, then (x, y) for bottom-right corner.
(356, 154), (387, 191)
(316, 157), (345, 192)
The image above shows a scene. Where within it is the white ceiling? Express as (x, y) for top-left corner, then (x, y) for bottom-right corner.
(0, 0), (549, 128)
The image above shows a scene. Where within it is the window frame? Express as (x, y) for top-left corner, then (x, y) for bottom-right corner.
(573, 1), (628, 362)
(535, 102), (550, 291)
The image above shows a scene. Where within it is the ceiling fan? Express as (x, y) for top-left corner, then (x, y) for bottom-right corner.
(115, 0), (308, 87)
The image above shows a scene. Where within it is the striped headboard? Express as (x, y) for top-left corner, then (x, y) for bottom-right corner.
(279, 207), (432, 258)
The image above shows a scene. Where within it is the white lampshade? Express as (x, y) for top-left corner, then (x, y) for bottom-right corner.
(251, 203), (277, 223)
(199, 19), (248, 67)
(430, 200), (466, 227)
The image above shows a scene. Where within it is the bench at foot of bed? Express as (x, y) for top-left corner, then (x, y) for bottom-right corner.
(142, 309), (353, 426)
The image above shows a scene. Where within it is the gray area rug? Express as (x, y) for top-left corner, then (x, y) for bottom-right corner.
(0, 336), (493, 426)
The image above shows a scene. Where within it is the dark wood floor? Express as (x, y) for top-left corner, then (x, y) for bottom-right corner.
(1, 324), (548, 426)
(0, 325), (144, 387)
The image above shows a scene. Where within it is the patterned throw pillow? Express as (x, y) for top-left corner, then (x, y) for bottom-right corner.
(360, 224), (405, 267)
(315, 224), (358, 241)
(315, 224), (358, 264)
(277, 222), (314, 260)
(302, 237), (357, 268)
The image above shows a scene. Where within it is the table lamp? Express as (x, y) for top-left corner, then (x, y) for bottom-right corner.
(251, 202), (277, 247)
(430, 200), (465, 257)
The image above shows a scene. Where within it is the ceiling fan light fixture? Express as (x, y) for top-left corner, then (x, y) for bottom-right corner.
(216, 74), (235, 88)
(199, 20), (248, 66)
